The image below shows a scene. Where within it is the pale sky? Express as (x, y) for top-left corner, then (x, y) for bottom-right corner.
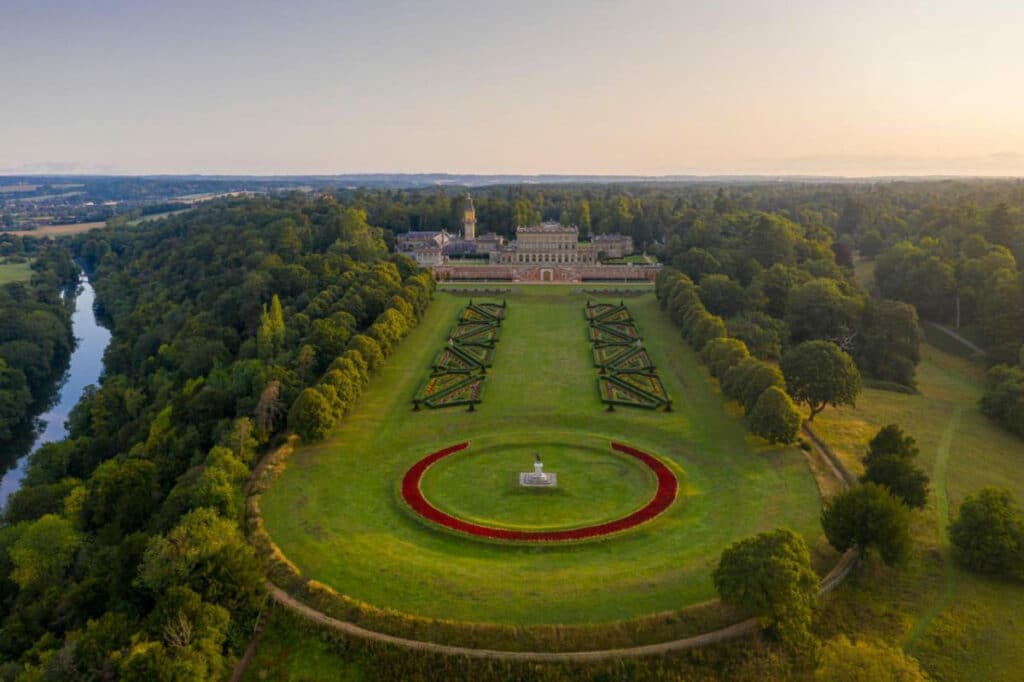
(2, 0), (1023, 176)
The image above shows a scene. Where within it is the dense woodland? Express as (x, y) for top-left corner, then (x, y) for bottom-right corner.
(0, 181), (1021, 679)
(0, 244), (79, 445)
(359, 181), (1024, 435)
(0, 195), (431, 679)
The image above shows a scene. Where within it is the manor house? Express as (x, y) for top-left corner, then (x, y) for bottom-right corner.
(397, 195), (656, 282)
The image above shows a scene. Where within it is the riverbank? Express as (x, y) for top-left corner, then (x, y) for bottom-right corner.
(0, 274), (111, 508)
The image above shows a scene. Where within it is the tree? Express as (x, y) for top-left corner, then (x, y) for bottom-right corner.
(862, 455), (929, 509)
(82, 458), (160, 534)
(254, 380), (285, 441)
(726, 312), (784, 360)
(821, 483), (911, 565)
(748, 387), (802, 444)
(857, 299), (921, 386)
(786, 278), (864, 348)
(701, 337), (750, 379)
(138, 508), (263, 614)
(815, 635), (928, 681)
(0, 359), (31, 440)
(688, 312), (727, 351)
(349, 334), (384, 373)
(287, 387), (335, 441)
(980, 364), (1024, 438)
(712, 528), (818, 652)
(256, 294), (285, 360)
(699, 274), (746, 317)
(781, 341), (862, 420)
(949, 487), (1024, 578)
(9, 514), (82, 592)
(865, 424), (919, 465)
(723, 358), (786, 413)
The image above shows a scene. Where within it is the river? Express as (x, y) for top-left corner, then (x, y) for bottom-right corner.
(0, 275), (111, 507)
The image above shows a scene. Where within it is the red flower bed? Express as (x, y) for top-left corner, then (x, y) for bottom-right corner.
(401, 441), (678, 542)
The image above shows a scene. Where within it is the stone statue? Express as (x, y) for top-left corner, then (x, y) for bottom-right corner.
(521, 452), (557, 487)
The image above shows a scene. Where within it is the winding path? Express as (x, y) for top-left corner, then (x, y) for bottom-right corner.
(265, 547), (855, 663)
(904, 405), (963, 646)
(927, 322), (986, 357)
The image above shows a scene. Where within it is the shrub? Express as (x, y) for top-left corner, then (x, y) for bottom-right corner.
(748, 387), (802, 444)
(815, 635), (928, 681)
(949, 487), (1024, 579)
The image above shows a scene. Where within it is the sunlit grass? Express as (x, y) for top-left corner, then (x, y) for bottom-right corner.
(261, 286), (823, 626)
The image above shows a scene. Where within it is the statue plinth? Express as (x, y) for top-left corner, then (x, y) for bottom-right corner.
(520, 457), (557, 487)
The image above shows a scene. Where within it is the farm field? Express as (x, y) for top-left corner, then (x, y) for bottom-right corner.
(6, 220), (106, 237)
(260, 286), (826, 627)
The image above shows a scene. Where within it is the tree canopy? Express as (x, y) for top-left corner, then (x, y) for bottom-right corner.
(781, 340), (862, 420)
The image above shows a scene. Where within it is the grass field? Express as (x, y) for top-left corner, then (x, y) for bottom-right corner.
(261, 286), (825, 626)
(812, 342), (1024, 680)
(0, 260), (34, 284)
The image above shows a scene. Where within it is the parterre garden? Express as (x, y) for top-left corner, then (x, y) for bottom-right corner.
(259, 285), (825, 638)
(412, 300), (505, 409)
(587, 301), (672, 410)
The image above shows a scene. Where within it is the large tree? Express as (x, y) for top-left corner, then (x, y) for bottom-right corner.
(786, 278), (864, 348)
(712, 528), (819, 651)
(9, 514), (82, 592)
(856, 299), (921, 387)
(781, 340), (862, 420)
(821, 483), (911, 565)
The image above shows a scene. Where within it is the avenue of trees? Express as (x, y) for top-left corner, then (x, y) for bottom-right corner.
(0, 195), (433, 678)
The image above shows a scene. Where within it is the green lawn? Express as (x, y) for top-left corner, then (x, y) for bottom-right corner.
(261, 286), (824, 626)
(421, 437), (660, 531)
(0, 260), (33, 284)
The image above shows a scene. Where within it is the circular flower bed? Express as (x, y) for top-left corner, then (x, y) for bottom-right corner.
(401, 441), (679, 542)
